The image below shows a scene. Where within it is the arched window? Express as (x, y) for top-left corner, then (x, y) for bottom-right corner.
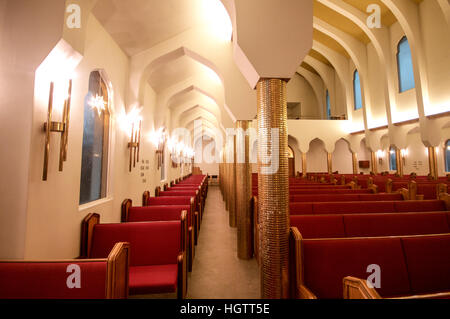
(326, 90), (331, 119)
(445, 140), (450, 173)
(389, 146), (397, 171)
(397, 36), (415, 93)
(79, 71), (110, 205)
(353, 70), (363, 110)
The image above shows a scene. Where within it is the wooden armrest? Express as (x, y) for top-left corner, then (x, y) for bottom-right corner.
(297, 285), (317, 299)
(439, 193), (450, 210)
(194, 211), (199, 245)
(188, 227), (194, 272)
(343, 276), (382, 299)
(398, 188), (409, 200)
(177, 252), (187, 299)
(106, 242), (130, 299)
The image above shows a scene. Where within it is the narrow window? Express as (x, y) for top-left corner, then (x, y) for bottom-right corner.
(445, 140), (450, 173)
(397, 36), (415, 93)
(353, 70), (363, 110)
(326, 90), (331, 119)
(389, 146), (397, 171)
(79, 71), (110, 205)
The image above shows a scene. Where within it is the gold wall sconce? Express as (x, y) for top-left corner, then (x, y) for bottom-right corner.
(376, 150), (385, 166)
(128, 121), (141, 172)
(42, 80), (72, 181)
(150, 127), (167, 170)
(401, 149), (408, 166)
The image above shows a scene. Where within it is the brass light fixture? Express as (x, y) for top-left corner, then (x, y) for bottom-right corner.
(128, 120), (141, 172)
(42, 80), (72, 181)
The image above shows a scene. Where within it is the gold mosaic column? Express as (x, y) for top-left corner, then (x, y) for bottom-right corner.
(257, 79), (289, 299)
(428, 146), (438, 180)
(396, 149), (404, 177)
(327, 153), (333, 174)
(235, 120), (253, 259)
(371, 151), (378, 174)
(301, 152), (307, 178)
(352, 152), (358, 174)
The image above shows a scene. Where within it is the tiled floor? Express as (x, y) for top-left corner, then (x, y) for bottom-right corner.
(187, 186), (260, 299)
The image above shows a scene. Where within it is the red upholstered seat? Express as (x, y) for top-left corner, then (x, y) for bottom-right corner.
(147, 196), (192, 207)
(129, 265), (178, 295)
(394, 200), (446, 212)
(290, 194), (359, 202)
(358, 193), (402, 201)
(312, 201), (395, 215)
(128, 206), (186, 222)
(401, 235), (450, 295)
(0, 262), (107, 299)
(290, 215), (345, 239)
(303, 238), (411, 299)
(289, 203), (314, 215)
(89, 222), (181, 295)
(91, 222), (180, 266)
(344, 213), (450, 237)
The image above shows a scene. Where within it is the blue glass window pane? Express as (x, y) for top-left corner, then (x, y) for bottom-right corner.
(446, 141), (450, 172)
(353, 70), (363, 110)
(326, 90), (331, 119)
(397, 37), (415, 92)
(389, 148), (397, 171)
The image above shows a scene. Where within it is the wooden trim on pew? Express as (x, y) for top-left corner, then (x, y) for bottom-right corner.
(106, 242), (130, 299)
(121, 199), (132, 222)
(439, 193), (450, 210)
(80, 213), (100, 259)
(143, 191), (150, 206)
(155, 186), (161, 197)
(177, 252), (187, 299)
(343, 276), (381, 299)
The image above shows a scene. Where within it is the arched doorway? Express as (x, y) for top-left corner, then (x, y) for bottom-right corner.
(288, 146), (295, 177)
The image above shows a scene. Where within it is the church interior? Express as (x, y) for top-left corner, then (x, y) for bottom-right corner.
(0, 0), (449, 300)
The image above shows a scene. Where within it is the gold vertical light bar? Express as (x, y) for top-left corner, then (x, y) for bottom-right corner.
(428, 147), (438, 180)
(327, 152), (333, 174)
(257, 79), (289, 299)
(137, 120), (141, 164)
(301, 152), (307, 178)
(236, 120), (252, 259)
(59, 79), (72, 169)
(396, 149), (403, 177)
(43, 82), (55, 181)
(352, 152), (358, 174)
(129, 123), (134, 172)
(230, 135), (237, 228)
(371, 151), (378, 174)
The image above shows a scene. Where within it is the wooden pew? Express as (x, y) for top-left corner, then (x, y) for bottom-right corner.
(81, 214), (186, 299)
(289, 229), (450, 299)
(0, 242), (129, 299)
(121, 200), (193, 273)
(144, 194), (199, 246)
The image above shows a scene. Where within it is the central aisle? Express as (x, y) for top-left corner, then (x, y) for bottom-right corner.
(187, 185), (260, 299)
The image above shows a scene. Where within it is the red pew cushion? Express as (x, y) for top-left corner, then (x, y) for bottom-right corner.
(128, 206), (186, 222)
(290, 194), (359, 202)
(344, 213), (450, 237)
(303, 238), (411, 298)
(401, 235), (450, 295)
(148, 196), (192, 207)
(129, 265), (178, 295)
(313, 201), (395, 215)
(0, 262), (107, 299)
(358, 193), (402, 201)
(394, 200), (446, 212)
(290, 215), (345, 239)
(289, 203), (314, 215)
(90, 222), (180, 266)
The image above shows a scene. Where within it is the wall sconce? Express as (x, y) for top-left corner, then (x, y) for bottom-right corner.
(42, 80), (72, 181)
(376, 150), (384, 165)
(128, 121), (141, 172)
(150, 127), (166, 170)
(400, 149), (408, 165)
